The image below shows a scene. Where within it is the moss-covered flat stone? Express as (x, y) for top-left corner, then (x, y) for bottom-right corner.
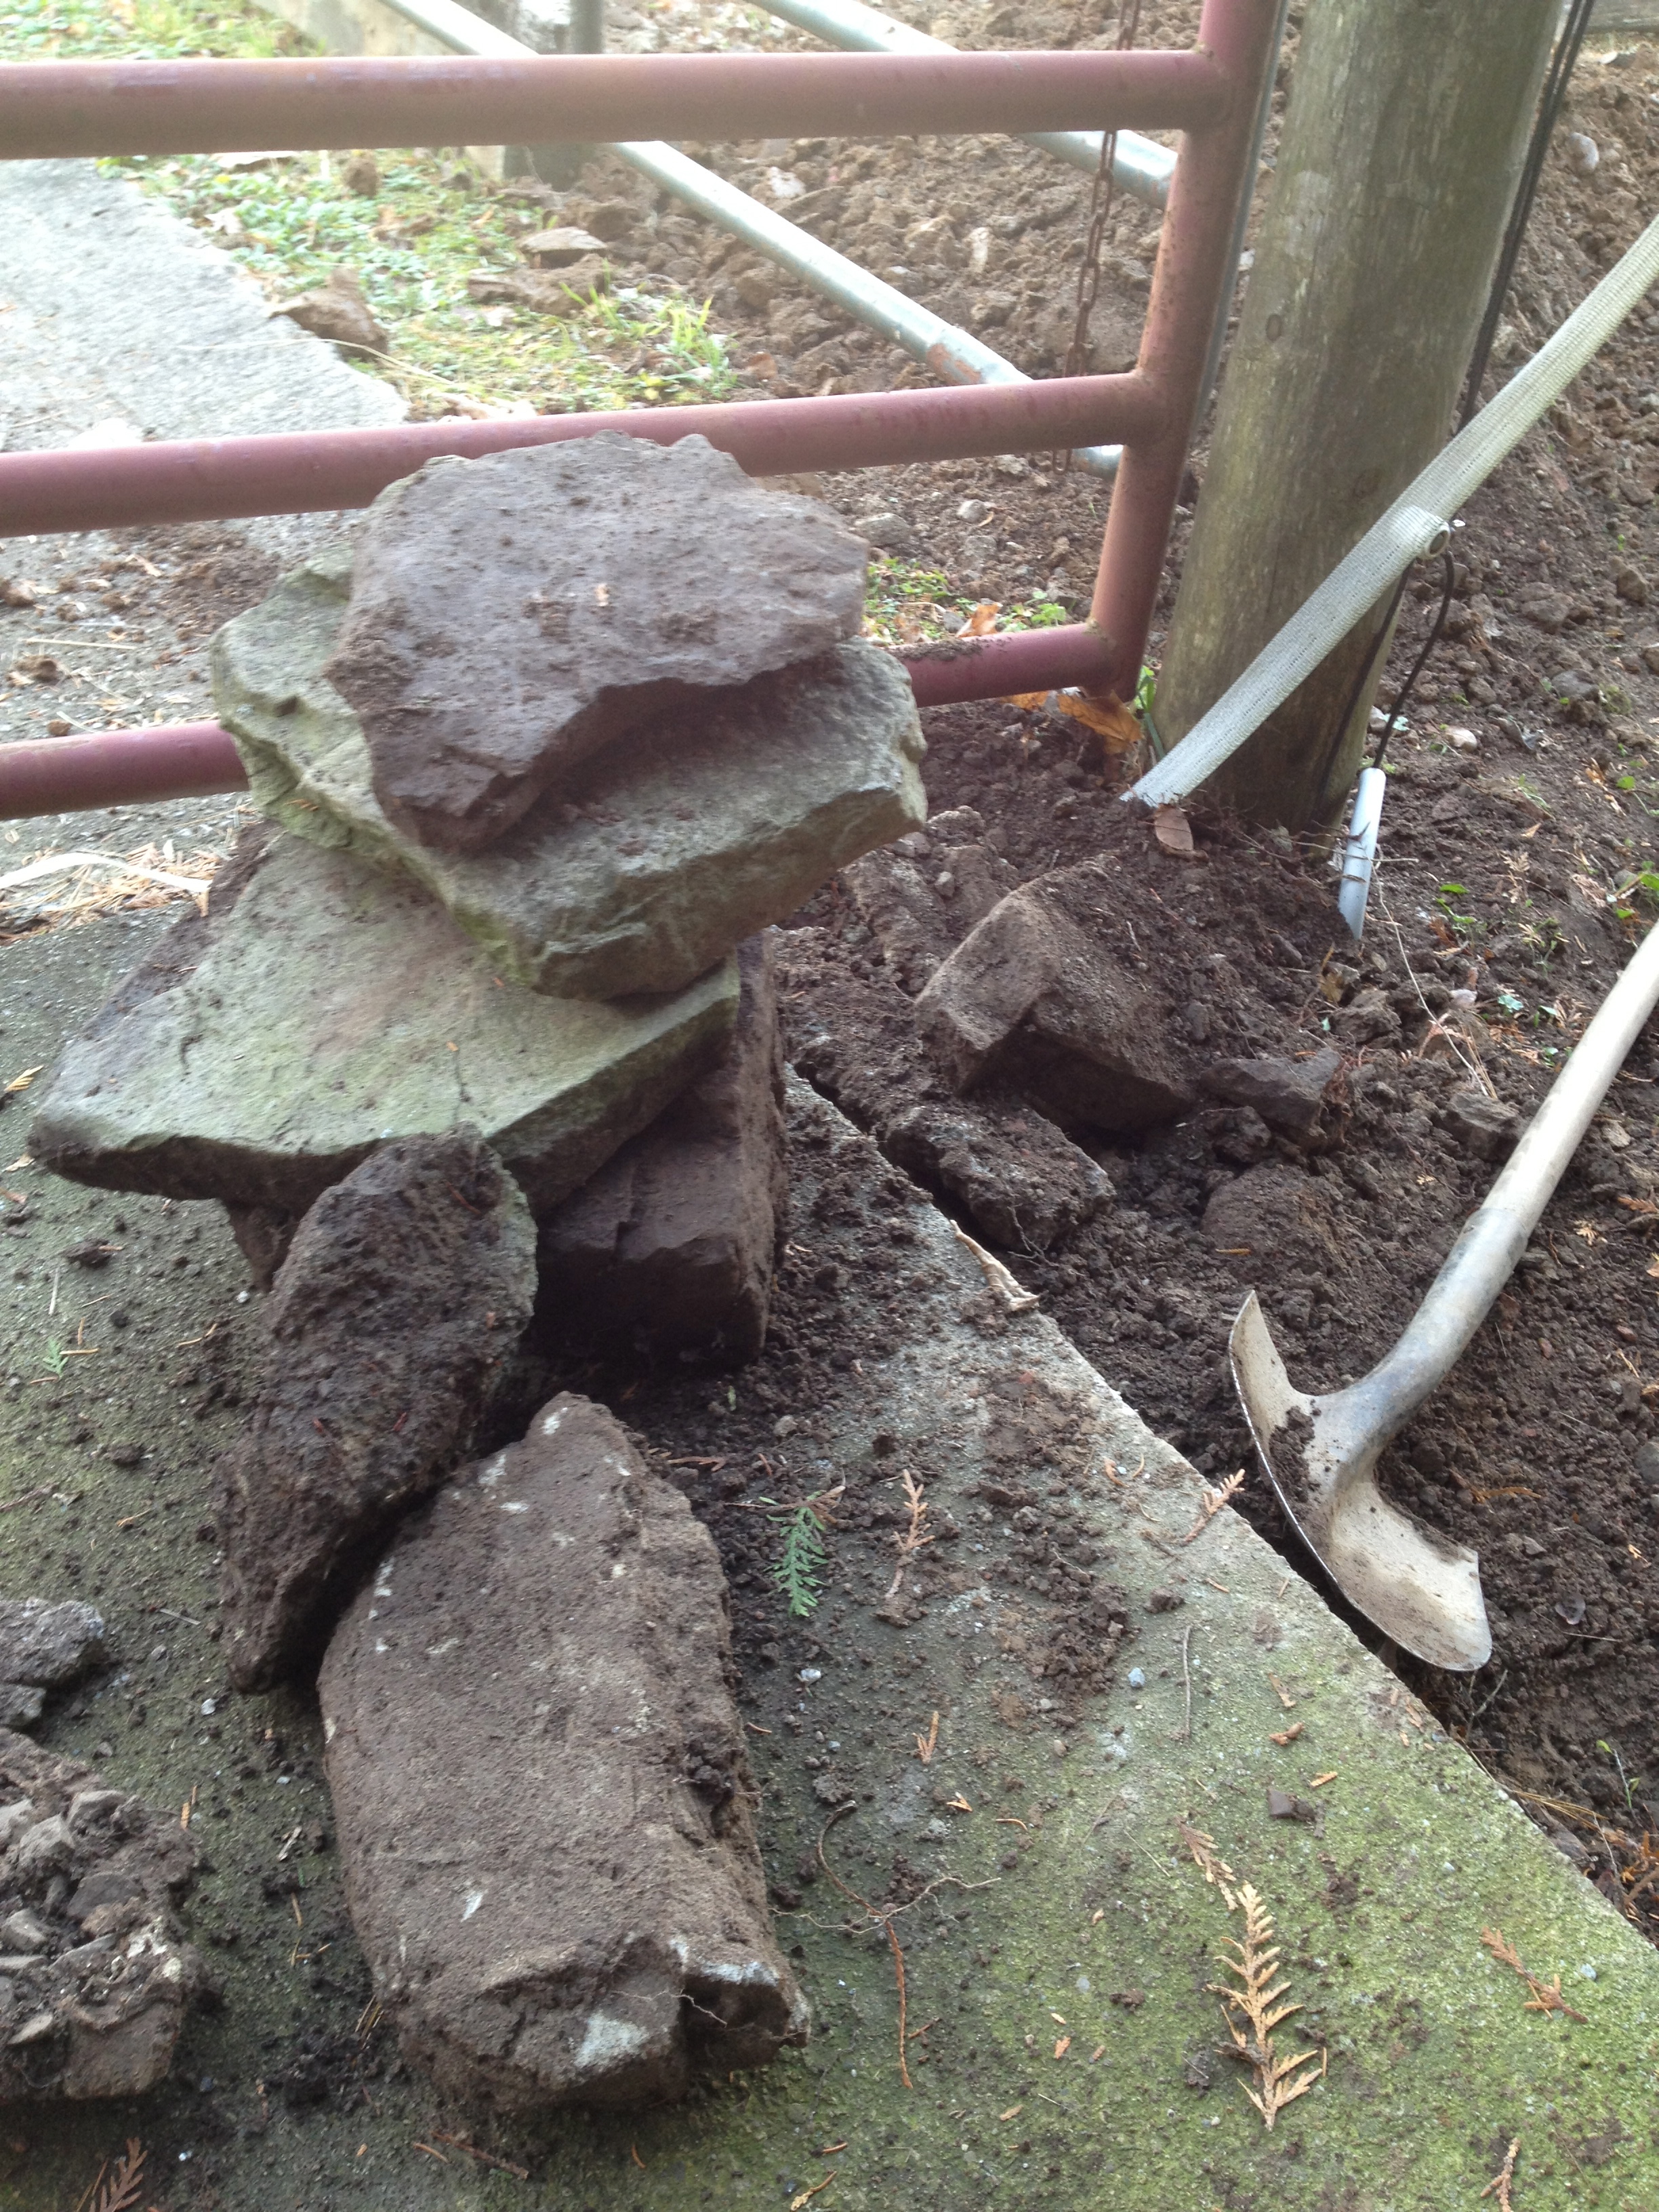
(29, 827), (737, 1221)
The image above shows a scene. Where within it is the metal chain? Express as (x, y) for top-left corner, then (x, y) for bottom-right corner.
(1057, 0), (1145, 470)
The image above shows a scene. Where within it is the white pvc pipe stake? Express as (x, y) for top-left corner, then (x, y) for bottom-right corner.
(1334, 762), (1386, 942)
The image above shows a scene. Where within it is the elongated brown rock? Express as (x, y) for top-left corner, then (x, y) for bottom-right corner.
(323, 433), (869, 852)
(216, 1130), (537, 1692)
(320, 1393), (808, 2110)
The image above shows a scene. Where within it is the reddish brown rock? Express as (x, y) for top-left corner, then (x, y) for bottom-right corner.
(537, 935), (786, 1359)
(323, 432), (869, 853)
(320, 1393), (808, 2110)
(272, 266), (388, 356)
(0, 1733), (199, 2102)
(215, 1129), (537, 1693)
(915, 863), (1196, 1134)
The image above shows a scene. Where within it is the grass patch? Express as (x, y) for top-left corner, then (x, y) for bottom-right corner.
(0, 0), (742, 417)
(862, 556), (1071, 647)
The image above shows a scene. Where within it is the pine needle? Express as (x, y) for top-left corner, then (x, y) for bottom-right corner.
(1207, 1885), (1326, 2129)
(89, 2141), (146, 2212)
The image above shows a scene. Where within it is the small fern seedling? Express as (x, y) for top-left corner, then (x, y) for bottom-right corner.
(762, 1483), (844, 1618)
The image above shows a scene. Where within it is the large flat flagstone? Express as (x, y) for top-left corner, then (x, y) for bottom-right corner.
(28, 828), (737, 1221)
(212, 547), (926, 1000)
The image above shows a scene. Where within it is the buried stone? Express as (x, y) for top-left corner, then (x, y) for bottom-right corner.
(537, 935), (787, 1360)
(214, 545), (925, 1000)
(215, 1130), (537, 1694)
(319, 1393), (808, 2110)
(321, 432), (870, 853)
(916, 863), (1195, 1134)
(30, 825), (738, 1224)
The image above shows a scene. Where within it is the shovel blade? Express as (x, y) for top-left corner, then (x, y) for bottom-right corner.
(1229, 1293), (1491, 1673)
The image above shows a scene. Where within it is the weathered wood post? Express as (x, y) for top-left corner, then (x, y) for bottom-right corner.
(1151, 0), (1559, 830)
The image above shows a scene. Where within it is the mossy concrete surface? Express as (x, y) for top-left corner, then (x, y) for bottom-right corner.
(0, 924), (1656, 2209)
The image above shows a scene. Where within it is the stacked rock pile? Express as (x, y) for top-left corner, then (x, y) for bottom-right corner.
(31, 432), (926, 1347)
(24, 433), (929, 2107)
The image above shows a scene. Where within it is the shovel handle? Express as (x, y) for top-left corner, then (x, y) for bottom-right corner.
(1347, 915), (1659, 1437)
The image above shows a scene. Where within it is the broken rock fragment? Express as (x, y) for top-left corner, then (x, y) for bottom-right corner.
(320, 1393), (808, 2109)
(916, 865), (1195, 1134)
(1202, 1048), (1343, 1149)
(0, 1732), (199, 2100)
(213, 548), (925, 998)
(779, 929), (1110, 1249)
(216, 1130), (537, 1692)
(321, 432), (870, 852)
(30, 825), (738, 1223)
(537, 935), (787, 1359)
(0, 1601), (104, 1692)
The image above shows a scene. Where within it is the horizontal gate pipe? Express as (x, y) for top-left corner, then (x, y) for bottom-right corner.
(0, 49), (1233, 161)
(0, 624), (1110, 817)
(752, 0), (1174, 205)
(359, 0), (1126, 476)
(0, 722), (249, 818)
(615, 138), (1121, 479)
(0, 371), (1162, 537)
(1131, 201), (1659, 810)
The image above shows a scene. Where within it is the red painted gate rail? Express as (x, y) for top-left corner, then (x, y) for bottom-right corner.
(0, 0), (1279, 818)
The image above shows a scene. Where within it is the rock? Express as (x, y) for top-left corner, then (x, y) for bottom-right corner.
(214, 1130), (537, 1692)
(0, 1732), (199, 2100)
(1615, 564), (1651, 607)
(0, 1601), (104, 1690)
(853, 509), (917, 552)
(0, 1687), (42, 1730)
(520, 225), (609, 264)
(341, 152), (379, 197)
(319, 1393), (808, 2109)
(915, 867), (1195, 1134)
(1202, 1048), (1343, 1147)
(842, 832), (1019, 994)
(466, 261), (610, 316)
(537, 937), (786, 1361)
(1441, 1086), (1521, 1162)
(780, 933), (1111, 1250)
(321, 434), (870, 853)
(1635, 1439), (1659, 1492)
(214, 550), (925, 1000)
(30, 827), (738, 1223)
(1519, 590), (1573, 634)
(272, 266), (388, 357)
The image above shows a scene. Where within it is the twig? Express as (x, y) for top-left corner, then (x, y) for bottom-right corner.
(915, 1710), (939, 1764)
(1174, 1624), (1195, 1744)
(1481, 2137), (1519, 2210)
(431, 2132), (529, 2180)
(817, 1820), (913, 2089)
(1206, 1884), (1325, 2128)
(790, 2173), (838, 2210)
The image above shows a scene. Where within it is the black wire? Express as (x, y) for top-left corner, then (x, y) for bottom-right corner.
(1459, 0), (1598, 430)
(1310, 567), (1412, 811)
(1371, 548), (1458, 768)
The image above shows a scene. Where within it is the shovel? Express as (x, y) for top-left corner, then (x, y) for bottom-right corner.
(1230, 916), (1659, 1673)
